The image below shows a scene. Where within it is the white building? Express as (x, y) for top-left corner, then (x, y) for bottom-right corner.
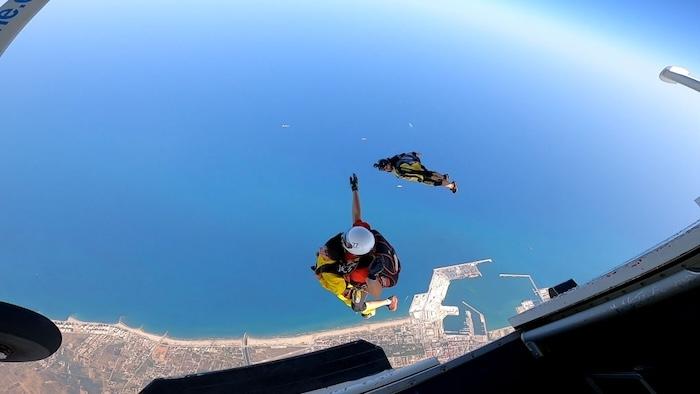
(516, 299), (536, 314)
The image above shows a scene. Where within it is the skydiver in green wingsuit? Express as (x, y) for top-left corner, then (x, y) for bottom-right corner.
(373, 152), (457, 193)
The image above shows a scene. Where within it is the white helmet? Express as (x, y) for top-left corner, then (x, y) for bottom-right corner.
(342, 226), (375, 256)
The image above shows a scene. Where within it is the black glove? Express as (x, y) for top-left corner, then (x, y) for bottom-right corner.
(350, 173), (359, 191)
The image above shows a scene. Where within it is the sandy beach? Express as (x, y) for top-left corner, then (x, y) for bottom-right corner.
(62, 316), (413, 347)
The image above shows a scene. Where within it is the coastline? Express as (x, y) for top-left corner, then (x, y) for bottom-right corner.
(59, 315), (413, 347)
(53, 259), (494, 346)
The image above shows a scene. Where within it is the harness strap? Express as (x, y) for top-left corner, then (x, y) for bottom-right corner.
(314, 262), (342, 275)
(394, 152), (420, 167)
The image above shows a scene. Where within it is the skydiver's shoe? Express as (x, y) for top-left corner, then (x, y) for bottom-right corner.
(448, 181), (458, 194)
(387, 295), (399, 311)
(361, 308), (376, 319)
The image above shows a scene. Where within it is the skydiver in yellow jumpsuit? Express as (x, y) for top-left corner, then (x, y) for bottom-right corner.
(312, 174), (400, 318)
(373, 152), (457, 193)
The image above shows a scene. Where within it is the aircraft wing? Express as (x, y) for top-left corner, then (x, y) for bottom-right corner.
(0, 0), (49, 58)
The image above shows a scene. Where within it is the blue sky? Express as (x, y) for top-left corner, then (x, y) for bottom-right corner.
(508, 0), (700, 49)
(0, 0), (698, 336)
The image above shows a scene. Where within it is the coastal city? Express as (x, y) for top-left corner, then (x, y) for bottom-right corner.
(0, 260), (526, 393)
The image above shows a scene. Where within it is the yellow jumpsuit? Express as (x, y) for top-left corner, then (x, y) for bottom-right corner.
(315, 250), (379, 318)
(393, 161), (448, 186)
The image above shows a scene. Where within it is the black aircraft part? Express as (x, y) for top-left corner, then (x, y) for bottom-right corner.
(0, 301), (62, 362)
(141, 339), (391, 394)
(401, 274), (700, 393)
(548, 278), (578, 299)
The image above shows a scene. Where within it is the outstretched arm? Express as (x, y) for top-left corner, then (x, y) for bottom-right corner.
(350, 173), (362, 223)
